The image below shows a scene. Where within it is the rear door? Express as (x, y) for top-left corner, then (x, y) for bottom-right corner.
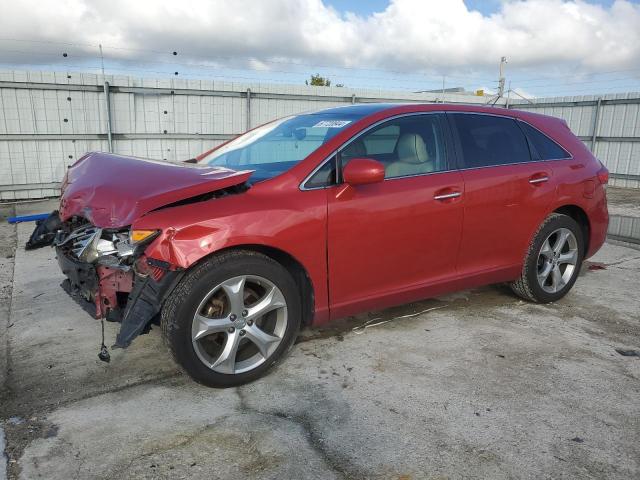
(447, 113), (557, 275)
(325, 113), (465, 318)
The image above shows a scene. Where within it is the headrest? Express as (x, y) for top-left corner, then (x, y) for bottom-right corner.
(397, 133), (428, 164)
(342, 139), (367, 158)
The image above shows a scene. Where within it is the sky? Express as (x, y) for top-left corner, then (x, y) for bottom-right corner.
(0, 0), (639, 98)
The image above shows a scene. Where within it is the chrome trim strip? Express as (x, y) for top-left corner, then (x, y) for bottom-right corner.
(456, 159), (563, 173)
(382, 169), (457, 181)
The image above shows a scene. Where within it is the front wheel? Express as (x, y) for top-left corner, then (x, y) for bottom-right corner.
(161, 251), (301, 387)
(510, 213), (584, 303)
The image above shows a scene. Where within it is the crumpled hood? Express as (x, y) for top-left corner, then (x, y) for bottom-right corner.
(59, 152), (253, 228)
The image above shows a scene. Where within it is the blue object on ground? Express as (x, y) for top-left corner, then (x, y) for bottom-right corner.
(7, 213), (51, 224)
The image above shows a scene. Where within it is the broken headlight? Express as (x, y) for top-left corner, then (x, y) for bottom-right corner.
(57, 225), (159, 267)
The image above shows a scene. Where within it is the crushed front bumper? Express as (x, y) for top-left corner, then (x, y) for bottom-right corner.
(56, 247), (184, 348)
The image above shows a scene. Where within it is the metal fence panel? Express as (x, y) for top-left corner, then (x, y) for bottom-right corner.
(608, 215), (640, 244)
(2, 69), (640, 199)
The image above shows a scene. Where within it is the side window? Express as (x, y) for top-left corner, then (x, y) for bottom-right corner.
(341, 114), (450, 179)
(519, 122), (570, 160)
(305, 155), (336, 189)
(451, 114), (531, 168)
(362, 125), (400, 154)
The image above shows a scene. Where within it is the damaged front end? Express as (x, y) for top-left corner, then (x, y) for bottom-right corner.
(24, 153), (254, 353)
(45, 213), (183, 349)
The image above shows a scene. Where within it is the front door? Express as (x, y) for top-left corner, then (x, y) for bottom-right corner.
(327, 113), (464, 319)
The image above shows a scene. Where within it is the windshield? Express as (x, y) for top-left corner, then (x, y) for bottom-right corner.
(200, 112), (363, 182)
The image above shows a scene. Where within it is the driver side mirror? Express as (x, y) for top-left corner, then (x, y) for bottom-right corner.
(343, 158), (385, 186)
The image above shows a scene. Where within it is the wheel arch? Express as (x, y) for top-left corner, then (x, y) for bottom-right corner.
(553, 204), (590, 256)
(189, 244), (315, 327)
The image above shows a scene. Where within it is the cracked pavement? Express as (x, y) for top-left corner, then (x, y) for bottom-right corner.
(1, 193), (639, 480)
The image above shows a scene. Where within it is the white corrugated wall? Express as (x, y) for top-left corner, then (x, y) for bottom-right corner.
(1, 69), (639, 199)
(0, 70), (492, 200)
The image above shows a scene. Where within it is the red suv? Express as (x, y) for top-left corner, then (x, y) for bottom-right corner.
(33, 103), (609, 386)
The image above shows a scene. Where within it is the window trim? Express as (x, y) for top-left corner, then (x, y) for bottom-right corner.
(300, 111), (453, 190)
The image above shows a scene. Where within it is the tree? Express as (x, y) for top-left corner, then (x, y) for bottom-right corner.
(306, 73), (331, 87)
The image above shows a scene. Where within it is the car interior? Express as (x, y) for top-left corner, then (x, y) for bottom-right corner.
(341, 117), (446, 178)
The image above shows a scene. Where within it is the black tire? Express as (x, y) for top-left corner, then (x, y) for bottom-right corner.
(510, 213), (584, 303)
(161, 250), (301, 387)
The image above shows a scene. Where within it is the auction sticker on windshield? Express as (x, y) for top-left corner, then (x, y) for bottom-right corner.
(312, 120), (352, 128)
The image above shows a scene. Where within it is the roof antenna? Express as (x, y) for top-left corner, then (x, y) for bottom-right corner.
(99, 44), (105, 79)
(485, 56), (508, 106)
(498, 56), (507, 98)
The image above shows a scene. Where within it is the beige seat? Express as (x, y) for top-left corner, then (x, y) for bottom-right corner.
(385, 133), (434, 178)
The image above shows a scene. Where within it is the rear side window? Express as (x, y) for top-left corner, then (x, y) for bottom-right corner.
(450, 114), (531, 168)
(519, 122), (570, 160)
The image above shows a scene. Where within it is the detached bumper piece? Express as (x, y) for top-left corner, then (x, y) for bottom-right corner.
(114, 265), (184, 348)
(26, 211), (61, 250)
(57, 248), (100, 316)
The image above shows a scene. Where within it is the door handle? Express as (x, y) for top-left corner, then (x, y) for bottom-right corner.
(529, 174), (549, 185)
(434, 191), (462, 201)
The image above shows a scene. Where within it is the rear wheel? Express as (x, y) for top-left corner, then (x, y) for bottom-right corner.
(510, 213), (584, 303)
(162, 251), (301, 387)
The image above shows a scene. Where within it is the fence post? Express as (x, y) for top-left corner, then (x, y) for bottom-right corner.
(246, 88), (251, 131)
(590, 97), (602, 153)
(103, 81), (113, 152)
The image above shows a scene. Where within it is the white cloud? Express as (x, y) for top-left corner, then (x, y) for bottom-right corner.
(0, 0), (639, 76)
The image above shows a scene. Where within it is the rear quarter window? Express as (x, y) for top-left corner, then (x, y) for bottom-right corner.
(519, 121), (571, 160)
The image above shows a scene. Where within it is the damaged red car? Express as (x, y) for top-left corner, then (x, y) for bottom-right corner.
(30, 103), (609, 387)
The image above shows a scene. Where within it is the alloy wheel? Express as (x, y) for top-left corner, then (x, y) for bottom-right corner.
(191, 275), (288, 374)
(536, 227), (579, 294)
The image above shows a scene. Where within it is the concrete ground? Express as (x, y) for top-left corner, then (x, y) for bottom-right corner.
(1, 190), (639, 480)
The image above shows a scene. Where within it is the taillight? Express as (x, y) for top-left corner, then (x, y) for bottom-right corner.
(597, 166), (609, 185)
